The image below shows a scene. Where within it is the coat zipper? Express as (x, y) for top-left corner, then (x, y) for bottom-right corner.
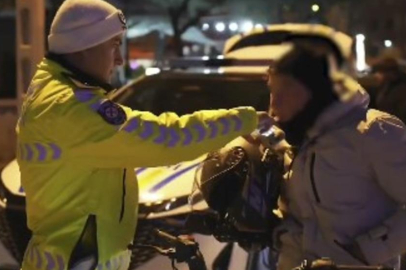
(119, 169), (127, 222)
(310, 153), (321, 203)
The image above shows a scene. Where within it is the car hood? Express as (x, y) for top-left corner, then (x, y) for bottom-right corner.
(136, 155), (205, 203)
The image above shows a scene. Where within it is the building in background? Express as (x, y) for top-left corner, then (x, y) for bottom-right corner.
(271, 0), (406, 61)
(350, 0), (406, 60)
(0, 1), (17, 167)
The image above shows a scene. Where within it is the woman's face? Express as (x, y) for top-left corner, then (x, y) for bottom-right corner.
(268, 73), (312, 123)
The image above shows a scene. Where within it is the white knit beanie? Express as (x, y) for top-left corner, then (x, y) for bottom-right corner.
(48, 0), (127, 54)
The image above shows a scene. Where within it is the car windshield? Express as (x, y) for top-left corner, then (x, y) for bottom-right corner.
(113, 73), (270, 115)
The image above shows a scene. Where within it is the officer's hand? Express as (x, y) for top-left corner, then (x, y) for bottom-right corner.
(256, 111), (274, 133)
(243, 112), (274, 145)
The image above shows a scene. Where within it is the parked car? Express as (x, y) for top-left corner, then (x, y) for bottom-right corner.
(1, 23), (357, 270)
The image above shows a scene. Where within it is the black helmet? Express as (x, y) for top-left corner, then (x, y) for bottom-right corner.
(191, 131), (286, 238)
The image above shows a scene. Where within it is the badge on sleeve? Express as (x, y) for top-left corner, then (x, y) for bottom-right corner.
(118, 11), (127, 29)
(97, 100), (127, 125)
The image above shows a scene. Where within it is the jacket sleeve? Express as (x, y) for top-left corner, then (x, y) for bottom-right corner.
(57, 97), (258, 168)
(356, 111), (406, 264)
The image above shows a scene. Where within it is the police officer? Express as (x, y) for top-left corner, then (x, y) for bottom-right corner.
(16, 1), (271, 270)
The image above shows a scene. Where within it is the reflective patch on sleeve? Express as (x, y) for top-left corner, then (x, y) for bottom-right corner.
(56, 255), (65, 270)
(182, 128), (193, 146)
(28, 245), (34, 262)
(219, 118), (231, 135)
(25, 245), (66, 270)
(35, 143), (47, 161)
(192, 123), (207, 142)
(139, 121), (154, 139)
(97, 100), (127, 125)
(154, 126), (168, 144)
(231, 115), (243, 131)
(208, 121), (219, 138)
(106, 260), (112, 270)
(123, 118), (139, 133)
(20, 143), (62, 162)
(49, 143), (62, 160)
(25, 144), (34, 161)
(168, 128), (181, 147)
(34, 246), (43, 269)
(45, 251), (56, 270)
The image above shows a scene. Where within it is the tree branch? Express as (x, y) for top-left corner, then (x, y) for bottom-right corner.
(178, 0), (191, 17)
(179, 9), (210, 34)
(168, 0), (193, 34)
(168, 0), (191, 20)
(179, 0), (223, 35)
(168, 6), (179, 33)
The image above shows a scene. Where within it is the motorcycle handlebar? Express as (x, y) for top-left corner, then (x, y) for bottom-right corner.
(334, 266), (393, 270)
(153, 229), (207, 270)
(154, 229), (178, 243)
(298, 259), (394, 270)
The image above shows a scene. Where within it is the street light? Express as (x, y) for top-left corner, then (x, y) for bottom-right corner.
(215, 22), (226, 32)
(145, 68), (161, 76)
(242, 21), (253, 32)
(384, 40), (393, 48)
(229, 22), (238, 32)
(355, 34), (367, 71)
(356, 34), (365, 41)
(312, 4), (320, 12)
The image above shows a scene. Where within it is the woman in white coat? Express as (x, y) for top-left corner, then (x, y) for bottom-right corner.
(269, 45), (406, 270)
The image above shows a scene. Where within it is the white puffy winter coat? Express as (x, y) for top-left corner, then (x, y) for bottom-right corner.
(278, 74), (406, 270)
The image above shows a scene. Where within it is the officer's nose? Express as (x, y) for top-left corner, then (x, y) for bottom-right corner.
(115, 48), (124, 66)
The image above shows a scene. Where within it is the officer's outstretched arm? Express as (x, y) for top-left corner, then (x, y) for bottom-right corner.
(62, 100), (258, 168)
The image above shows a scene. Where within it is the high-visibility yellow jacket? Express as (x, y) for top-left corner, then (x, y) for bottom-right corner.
(17, 57), (258, 270)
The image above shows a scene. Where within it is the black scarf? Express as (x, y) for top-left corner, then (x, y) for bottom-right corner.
(278, 82), (337, 148)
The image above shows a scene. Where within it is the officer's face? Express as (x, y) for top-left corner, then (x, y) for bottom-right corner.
(267, 73), (311, 123)
(81, 33), (124, 83)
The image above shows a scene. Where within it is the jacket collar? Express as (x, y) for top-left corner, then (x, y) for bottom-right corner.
(307, 72), (370, 139)
(45, 53), (115, 92)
